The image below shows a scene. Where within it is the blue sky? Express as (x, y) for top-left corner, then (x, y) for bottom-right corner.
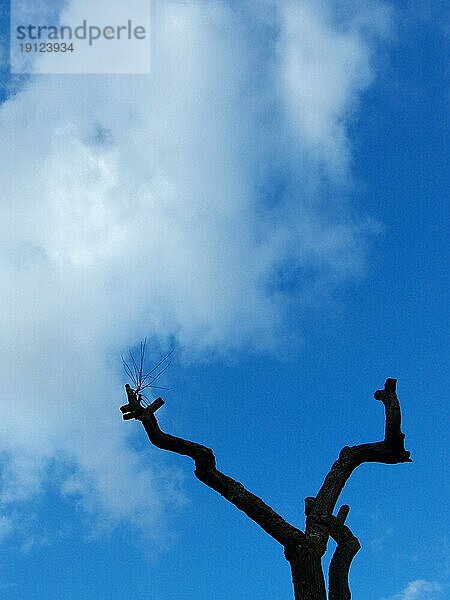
(0, 1), (448, 599)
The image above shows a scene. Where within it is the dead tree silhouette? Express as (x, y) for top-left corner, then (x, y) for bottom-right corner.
(120, 376), (411, 600)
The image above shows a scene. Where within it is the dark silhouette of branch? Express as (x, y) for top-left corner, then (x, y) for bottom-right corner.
(120, 384), (304, 547)
(305, 378), (411, 556)
(317, 505), (361, 600)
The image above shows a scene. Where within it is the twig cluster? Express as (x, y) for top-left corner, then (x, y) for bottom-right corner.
(121, 339), (173, 407)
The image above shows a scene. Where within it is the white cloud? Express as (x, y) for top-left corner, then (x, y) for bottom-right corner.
(0, 0), (391, 542)
(385, 580), (444, 600)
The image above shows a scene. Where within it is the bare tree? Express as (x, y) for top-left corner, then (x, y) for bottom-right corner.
(120, 377), (411, 599)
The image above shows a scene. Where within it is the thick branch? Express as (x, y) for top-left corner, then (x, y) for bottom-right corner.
(121, 385), (303, 548)
(317, 506), (360, 600)
(306, 379), (411, 555)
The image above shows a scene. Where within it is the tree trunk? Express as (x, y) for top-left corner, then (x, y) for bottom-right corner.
(286, 544), (327, 600)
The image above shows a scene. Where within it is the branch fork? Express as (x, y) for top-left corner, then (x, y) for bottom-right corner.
(120, 377), (411, 600)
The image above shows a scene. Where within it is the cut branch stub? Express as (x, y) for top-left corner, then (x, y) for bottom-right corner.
(304, 497), (315, 516)
(120, 384), (164, 420)
(336, 504), (350, 525)
(374, 378), (409, 455)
